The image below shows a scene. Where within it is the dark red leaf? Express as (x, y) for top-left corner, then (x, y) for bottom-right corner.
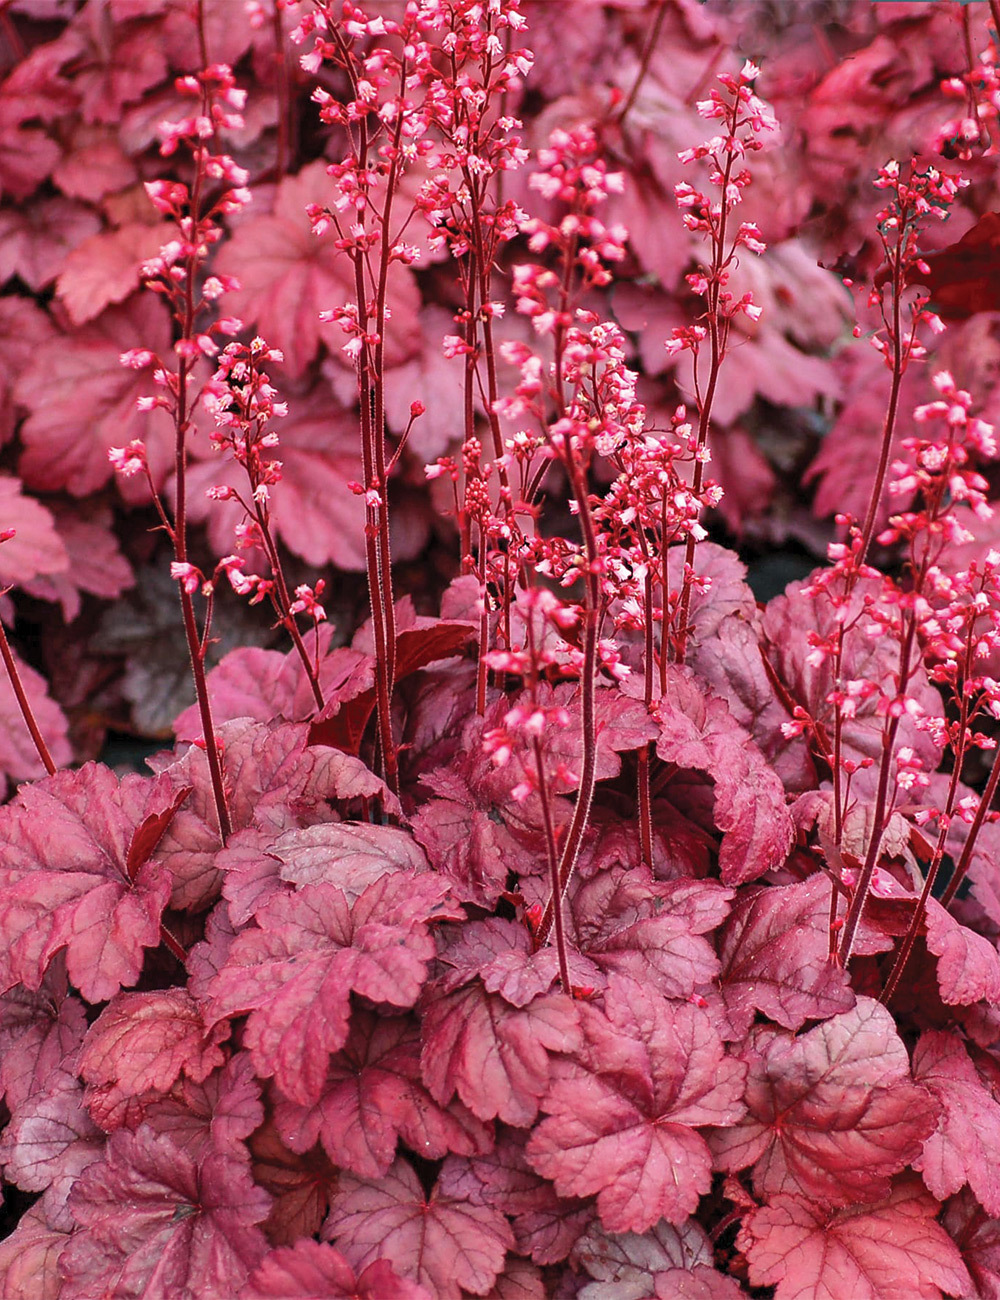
(309, 620), (474, 756)
(925, 898), (1000, 1006)
(0, 1205), (68, 1298)
(911, 1030), (1000, 1215)
(440, 1132), (590, 1266)
(646, 666), (794, 884)
(526, 975), (746, 1233)
(126, 786), (193, 882)
(140, 1052), (264, 1162)
(79, 989), (228, 1127)
(324, 1155), (514, 1300)
(0, 965), (88, 1116)
(567, 866), (731, 1001)
(61, 1126), (271, 1300)
(573, 1217), (744, 1300)
(214, 161), (420, 379)
(910, 211), (1000, 320)
(247, 1240), (431, 1300)
(943, 1189), (1000, 1300)
(250, 1117), (339, 1247)
(273, 1009), (491, 1179)
(0, 765), (176, 1003)
(738, 1176), (972, 1300)
(0, 1065), (103, 1202)
(419, 981), (581, 1127)
(717, 875), (856, 1037)
(207, 874), (456, 1106)
(712, 998), (939, 1206)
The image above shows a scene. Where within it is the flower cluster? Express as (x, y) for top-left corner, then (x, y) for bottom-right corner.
(664, 60), (775, 359)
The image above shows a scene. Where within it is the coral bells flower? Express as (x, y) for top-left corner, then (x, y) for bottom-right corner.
(289, 581), (327, 624)
(108, 441), (148, 477)
(170, 561), (203, 594)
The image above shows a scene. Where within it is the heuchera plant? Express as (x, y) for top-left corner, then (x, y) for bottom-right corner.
(6, 1), (1000, 1297)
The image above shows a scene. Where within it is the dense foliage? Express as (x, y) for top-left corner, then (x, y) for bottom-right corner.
(4, 2), (1000, 1297)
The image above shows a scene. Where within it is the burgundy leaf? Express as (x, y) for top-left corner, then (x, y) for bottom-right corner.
(539, 684), (661, 788)
(925, 898), (1000, 1006)
(186, 902), (238, 1005)
(15, 296), (175, 501)
(215, 827), (291, 929)
(310, 620), (475, 757)
(126, 786), (193, 881)
(761, 569), (943, 798)
(944, 1189), (1000, 1300)
(273, 822), (431, 894)
(0, 198), (101, 291)
(247, 1240), (431, 1300)
(184, 388), (374, 571)
(0, 295), (57, 444)
(50, 121), (136, 203)
(419, 980), (581, 1126)
(207, 874), (454, 1106)
(410, 789), (533, 909)
(172, 637), (369, 738)
(434, 918), (574, 1008)
(738, 1176), (972, 1300)
(911, 1030), (1000, 1215)
(153, 719), (393, 911)
(483, 1257), (546, 1300)
(0, 475), (68, 587)
(250, 1117), (339, 1247)
(648, 666), (793, 884)
(689, 612), (816, 793)
(61, 1126), (271, 1300)
(221, 821), (427, 929)
(273, 1009), (491, 1178)
(140, 1052), (264, 1161)
(712, 998), (939, 1206)
(573, 1217), (744, 1300)
(56, 222), (165, 325)
(441, 1132), (591, 1266)
(0, 1205), (68, 1300)
(0, 966), (88, 1115)
(79, 989), (229, 1124)
(805, 346), (922, 529)
(0, 1065), (103, 1198)
(567, 866), (730, 1001)
(22, 499), (134, 622)
(0, 642), (72, 797)
(324, 1155), (514, 1300)
(214, 161), (421, 379)
(0, 765), (176, 1002)
(526, 975), (746, 1233)
(717, 876), (856, 1037)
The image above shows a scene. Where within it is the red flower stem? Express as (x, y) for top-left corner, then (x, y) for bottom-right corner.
(271, 1), (290, 176)
(837, 603), (922, 967)
(941, 743), (1000, 909)
(673, 111), (737, 665)
(332, 20), (402, 795)
(532, 226), (600, 946)
(170, 57), (231, 842)
(159, 923), (187, 964)
(857, 237), (904, 567)
(637, 538), (656, 865)
(252, 504), (324, 710)
(613, 0), (667, 126)
(0, 618), (56, 777)
(536, 458), (600, 946)
(880, 711), (971, 1005)
(532, 736), (571, 993)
